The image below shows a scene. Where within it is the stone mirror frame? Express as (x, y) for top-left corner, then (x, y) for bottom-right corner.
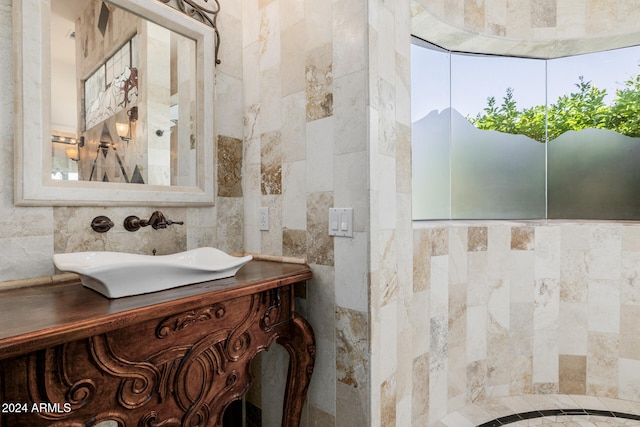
(13, 0), (216, 206)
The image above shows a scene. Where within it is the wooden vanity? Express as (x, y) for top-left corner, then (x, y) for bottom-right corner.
(0, 261), (314, 427)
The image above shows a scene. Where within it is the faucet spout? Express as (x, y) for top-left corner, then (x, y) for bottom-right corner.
(124, 211), (184, 232)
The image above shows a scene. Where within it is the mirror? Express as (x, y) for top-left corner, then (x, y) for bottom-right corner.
(14, 0), (216, 206)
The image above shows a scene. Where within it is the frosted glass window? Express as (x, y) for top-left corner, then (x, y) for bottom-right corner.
(547, 46), (640, 219)
(411, 41), (451, 220)
(450, 54), (546, 219)
(411, 38), (640, 220)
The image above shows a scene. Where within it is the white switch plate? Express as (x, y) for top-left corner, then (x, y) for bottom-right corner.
(259, 207), (269, 231)
(328, 208), (353, 237)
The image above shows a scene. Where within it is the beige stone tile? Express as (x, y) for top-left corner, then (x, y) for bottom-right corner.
(512, 226), (535, 250)
(559, 354), (586, 394)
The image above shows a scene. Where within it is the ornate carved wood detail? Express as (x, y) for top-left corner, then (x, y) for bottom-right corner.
(155, 303), (226, 338)
(156, 0), (221, 64)
(0, 279), (315, 427)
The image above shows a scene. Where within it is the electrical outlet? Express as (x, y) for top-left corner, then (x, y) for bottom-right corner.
(259, 207), (269, 231)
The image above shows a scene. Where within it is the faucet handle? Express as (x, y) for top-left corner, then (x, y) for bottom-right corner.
(165, 220), (184, 226)
(91, 216), (114, 233)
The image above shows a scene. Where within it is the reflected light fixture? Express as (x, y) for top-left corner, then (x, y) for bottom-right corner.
(52, 135), (84, 161)
(116, 106), (138, 142)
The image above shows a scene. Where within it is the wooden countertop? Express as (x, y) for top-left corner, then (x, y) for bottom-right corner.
(0, 260), (312, 360)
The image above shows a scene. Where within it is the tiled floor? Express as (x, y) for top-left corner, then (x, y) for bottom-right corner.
(505, 415), (640, 426)
(436, 394), (640, 427)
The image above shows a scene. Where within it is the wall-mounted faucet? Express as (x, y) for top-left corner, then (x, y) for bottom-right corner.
(124, 211), (184, 232)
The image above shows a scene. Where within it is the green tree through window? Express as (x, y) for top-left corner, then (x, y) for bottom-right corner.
(468, 71), (640, 142)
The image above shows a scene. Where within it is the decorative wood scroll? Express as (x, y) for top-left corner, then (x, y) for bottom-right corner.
(0, 279), (314, 426)
(156, 0), (222, 64)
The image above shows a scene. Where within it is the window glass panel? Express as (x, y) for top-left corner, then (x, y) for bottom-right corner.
(411, 41), (451, 220)
(450, 54), (546, 219)
(547, 46), (640, 219)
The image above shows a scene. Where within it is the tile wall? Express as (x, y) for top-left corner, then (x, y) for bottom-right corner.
(413, 221), (640, 425)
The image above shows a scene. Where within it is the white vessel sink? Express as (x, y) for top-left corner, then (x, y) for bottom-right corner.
(53, 248), (253, 298)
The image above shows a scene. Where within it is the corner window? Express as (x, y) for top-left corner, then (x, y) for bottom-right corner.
(412, 38), (640, 220)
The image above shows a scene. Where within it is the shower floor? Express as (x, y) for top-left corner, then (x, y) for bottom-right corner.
(478, 409), (640, 426)
(438, 394), (640, 427)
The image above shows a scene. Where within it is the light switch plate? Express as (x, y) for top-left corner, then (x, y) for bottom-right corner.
(328, 208), (353, 237)
(259, 207), (269, 231)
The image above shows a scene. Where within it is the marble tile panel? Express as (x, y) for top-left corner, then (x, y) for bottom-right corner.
(413, 229), (431, 293)
(585, 0), (616, 34)
(378, 154), (397, 230)
(377, 78), (397, 158)
(534, 278), (559, 331)
(467, 305), (487, 362)
(587, 279), (620, 334)
(468, 227), (488, 252)
(260, 130), (282, 195)
(0, 236), (54, 281)
(214, 72), (244, 138)
(334, 151), (368, 229)
(281, 160), (307, 230)
(621, 251), (640, 306)
(336, 306), (368, 390)
(509, 355), (533, 395)
(279, 0), (303, 30)
(307, 404), (336, 427)
(282, 229), (307, 259)
(587, 332), (619, 391)
(379, 301), (398, 382)
(535, 225), (561, 279)
(467, 251), (490, 306)
(307, 335), (336, 416)
(333, 70), (367, 155)
(380, 375), (397, 427)
(335, 231), (369, 312)
(303, 0), (332, 52)
(242, 0), (259, 47)
(449, 227), (468, 285)
(332, 0), (366, 79)
(410, 290), (430, 359)
(509, 302), (534, 356)
(306, 117), (334, 193)
(531, 0), (556, 27)
(448, 338), (467, 407)
(510, 250), (535, 303)
(280, 20), (306, 97)
(258, 65), (283, 133)
(378, 231), (399, 307)
(336, 381), (368, 427)
(532, 330), (558, 384)
(466, 359), (487, 404)
(511, 226), (535, 251)
(587, 226), (621, 281)
(431, 255), (449, 318)
(463, 0), (485, 31)
(217, 9), (243, 79)
(559, 354), (586, 394)
(412, 352), (429, 423)
(559, 250), (588, 303)
(243, 47), (261, 120)
(618, 358), (640, 402)
(217, 135), (243, 197)
(306, 43), (333, 122)
(0, 207), (53, 239)
(258, 1), (280, 70)
(558, 302), (587, 356)
(215, 197), (244, 253)
(487, 314), (511, 387)
(281, 91), (307, 163)
(306, 192), (334, 266)
(619, 304), (640, 359)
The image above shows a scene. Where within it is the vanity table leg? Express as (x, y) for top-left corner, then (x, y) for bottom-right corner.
(276, 312), (316, 427)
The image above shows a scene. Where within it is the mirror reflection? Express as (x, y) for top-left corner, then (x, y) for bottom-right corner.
(51, 0), (197, 186)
